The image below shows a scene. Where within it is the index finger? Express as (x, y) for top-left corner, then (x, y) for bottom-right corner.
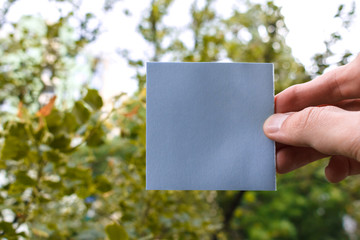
(276, 54), (360, 113)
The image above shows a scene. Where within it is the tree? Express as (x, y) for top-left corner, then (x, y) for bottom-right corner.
(0, 0), (107, 112)
(0, 1), (121, 238)
(312, 2), (356, 75)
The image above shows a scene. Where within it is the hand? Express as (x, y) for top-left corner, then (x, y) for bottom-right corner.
(263, 54), (360, 183)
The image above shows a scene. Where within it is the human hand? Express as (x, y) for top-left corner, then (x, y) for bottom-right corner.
(263, 54), (360, 183)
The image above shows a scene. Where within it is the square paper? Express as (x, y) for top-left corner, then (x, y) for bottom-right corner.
(146, 62), (275, 190)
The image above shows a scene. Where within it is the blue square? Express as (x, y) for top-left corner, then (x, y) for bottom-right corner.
(146, 62), (275, 190)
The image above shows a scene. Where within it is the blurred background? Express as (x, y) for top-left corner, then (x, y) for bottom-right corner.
(0, 0), (359, 239)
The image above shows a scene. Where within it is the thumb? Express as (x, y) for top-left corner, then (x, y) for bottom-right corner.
(263, 106), (360, 160)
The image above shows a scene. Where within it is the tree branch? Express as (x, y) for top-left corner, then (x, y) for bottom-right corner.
(212, 191), (246, 240)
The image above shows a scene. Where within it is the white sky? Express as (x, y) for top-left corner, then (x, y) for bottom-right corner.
(94, 0), (360, 100)
(1, 0), (359, 100)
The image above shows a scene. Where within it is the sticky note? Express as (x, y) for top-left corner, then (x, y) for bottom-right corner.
(146, 62), (275, 190)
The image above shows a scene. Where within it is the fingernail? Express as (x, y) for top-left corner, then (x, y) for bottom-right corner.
(264, 114), (290, 133)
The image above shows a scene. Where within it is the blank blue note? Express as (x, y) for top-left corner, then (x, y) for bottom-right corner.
(146, 62), (275, 190)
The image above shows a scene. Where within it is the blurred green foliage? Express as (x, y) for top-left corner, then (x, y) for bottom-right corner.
(0, 0), (359, 239)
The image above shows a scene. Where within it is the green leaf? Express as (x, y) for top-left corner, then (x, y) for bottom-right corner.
(8, 121), (28, 138)
(0, 221), (17, 237)
(44, 179), (63, 190)
(33, 126), (46, 142)
(86, 126), (105, 147)
(63, 112), (78, 133)
(75, 185), (91, 198)
(105, 223), (128, 240)
(45, 109), (63, 129)
(338, 4), (344, 12)
(1, 136), (29, 160)
(49, 134), (71, 150)
(15, 170), (36, 186)
(24, 150), (40, 165)
(84, 89), (103, 110)
(85, 13), (95, 20)
(95, 175), (112, 193)
(63, 166), (91, 181)
(43, 150), (61, 163)
(72, 101), (90, 124)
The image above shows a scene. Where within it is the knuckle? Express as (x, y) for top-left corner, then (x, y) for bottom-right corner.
(283, 106), (338, 147)
(326, 69), (345, 99)
(348, 137), (360, 161)
(286, 85), (302, 109)
(300, 107), (319, 130)
(332, 111), (360, 160)
(287, 107), (325, 132)
(346, 117), (360, 161)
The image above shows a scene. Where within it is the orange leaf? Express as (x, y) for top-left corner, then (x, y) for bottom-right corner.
(124, 105), (140, 118)
(36, 96), (57, 117)
(37, 117), (45, 130)
(17, 101), (23, 118)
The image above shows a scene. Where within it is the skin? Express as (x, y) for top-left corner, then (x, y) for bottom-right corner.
(263, 53), (360, 183)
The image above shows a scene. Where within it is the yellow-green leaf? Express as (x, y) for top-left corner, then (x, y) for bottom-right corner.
(105, 223), (128, 240)
(1, 136), (29, 160)
(84, 89), (103, 110)
(72, 101), (90, 124)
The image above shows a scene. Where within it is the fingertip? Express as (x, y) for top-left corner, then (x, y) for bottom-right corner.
(263, 113), (290, 137)
(325, 156), (348, 183)
(274, 95), (277, 113)
(276, 146), (327, 174)
(325, 166), (345, 183)
(276, 148), (294, 174)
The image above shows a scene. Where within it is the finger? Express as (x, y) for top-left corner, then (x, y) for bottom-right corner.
(325, 156), (360, 183)
(271, 88), (360, 173)
(277, 146), (328, 174)
(276, 54), (360, 113)
(276, 142), (288, 150)
(333, 98), (360, 111)
(325, 156), (349, 183)
(263, 105), (360, 160)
